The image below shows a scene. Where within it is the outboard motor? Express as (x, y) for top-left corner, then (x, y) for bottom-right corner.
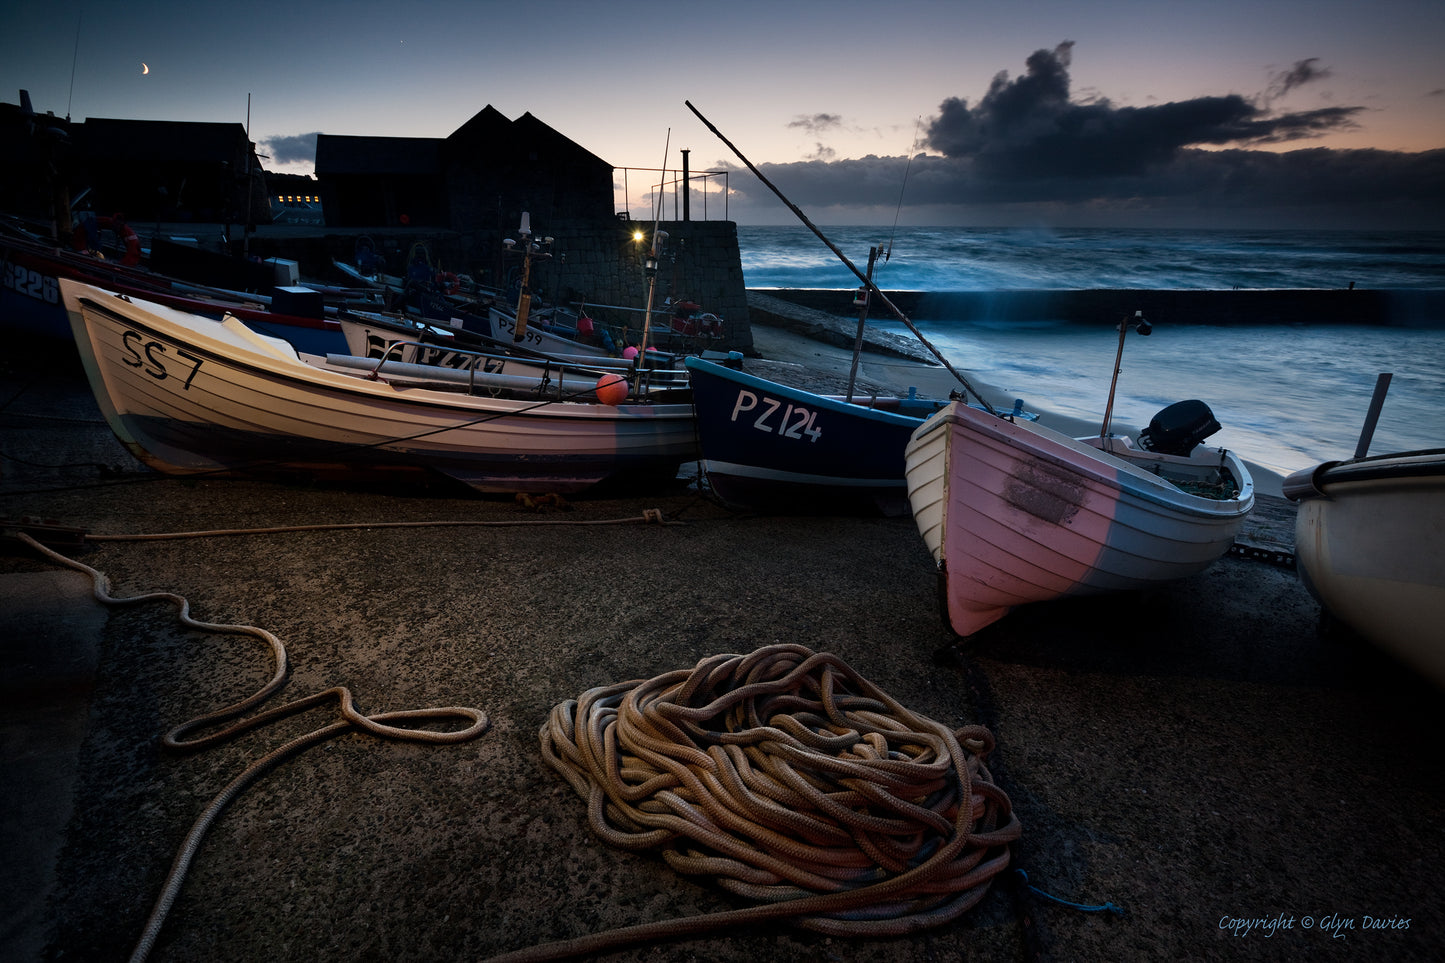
(1138, 400), (1221, 456)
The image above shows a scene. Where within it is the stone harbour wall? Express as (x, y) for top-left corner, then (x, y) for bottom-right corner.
(248, 218), (757, 354)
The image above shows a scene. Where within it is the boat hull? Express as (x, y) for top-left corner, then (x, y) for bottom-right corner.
(61, 280), (697, 494)
(906, 401), (1254, 636)
(1285, 451), (1445, 685)
(2, 225), (346, 355)
(684, 356), (947, 515)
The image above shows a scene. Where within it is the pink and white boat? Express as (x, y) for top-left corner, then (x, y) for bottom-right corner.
(905, 399), (1254, 637)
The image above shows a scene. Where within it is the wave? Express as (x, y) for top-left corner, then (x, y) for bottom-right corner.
(736, 226), (1445, 291)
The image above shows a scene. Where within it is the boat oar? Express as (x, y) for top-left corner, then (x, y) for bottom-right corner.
(1354, 372), (1393, 459)
(685, 100), (997, 416)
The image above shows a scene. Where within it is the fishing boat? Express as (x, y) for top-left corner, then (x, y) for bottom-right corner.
(900, 309), (1254, 637)
(1, 216), (348, 355)
(337, 313), (692, 390)
(59, 279), (698, 494)
(1282, 375), (1445, 686)
(905, 394), (1255, 637)
(681, 106), (1040, 516)
(685, 354), (966, 515)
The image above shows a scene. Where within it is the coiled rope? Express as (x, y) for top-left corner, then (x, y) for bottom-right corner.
(508, 643), (1021, 961)
(15, 532), (490, 963)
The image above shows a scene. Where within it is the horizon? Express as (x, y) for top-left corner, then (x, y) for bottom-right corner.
(6, 1), (1442, 230)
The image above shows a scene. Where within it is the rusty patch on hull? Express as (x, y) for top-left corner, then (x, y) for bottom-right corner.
(1003, 461), (1088, 525)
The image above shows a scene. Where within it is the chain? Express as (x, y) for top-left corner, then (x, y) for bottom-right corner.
(1228, 541), (1296, 569)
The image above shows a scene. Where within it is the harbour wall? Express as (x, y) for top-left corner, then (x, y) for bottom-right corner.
(754, 287), (1445, 328)
(241, 219), (756, 352)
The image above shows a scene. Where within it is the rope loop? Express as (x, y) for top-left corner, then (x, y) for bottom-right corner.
(539, 643), (1021, 939)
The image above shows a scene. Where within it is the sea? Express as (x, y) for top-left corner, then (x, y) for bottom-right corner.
(736, 225), (1445, 481)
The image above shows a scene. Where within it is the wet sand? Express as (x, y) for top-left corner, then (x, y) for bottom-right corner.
(1, 325), (1440, 962)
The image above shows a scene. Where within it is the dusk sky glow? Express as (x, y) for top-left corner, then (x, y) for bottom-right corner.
(5, 0), (1442, 228)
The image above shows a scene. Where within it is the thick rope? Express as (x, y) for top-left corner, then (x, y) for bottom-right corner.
(15, 533), (490, 962)
(504, 643), (1021, 961)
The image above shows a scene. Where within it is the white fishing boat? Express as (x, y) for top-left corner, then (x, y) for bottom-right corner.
(59, 279), (697, 494)
(335, 315), (691, 392)
(903, 313), (1253, 637)
(1283, 375), (1445, 686)
(906, 399), (1255, 637)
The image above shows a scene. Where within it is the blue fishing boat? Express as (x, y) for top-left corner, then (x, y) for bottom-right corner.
(683, 355), (960, 515)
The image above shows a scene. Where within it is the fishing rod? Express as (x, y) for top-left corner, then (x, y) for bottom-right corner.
(685, 100), (997, 415)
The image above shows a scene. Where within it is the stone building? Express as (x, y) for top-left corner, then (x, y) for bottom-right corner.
(313, 105), (751, 351)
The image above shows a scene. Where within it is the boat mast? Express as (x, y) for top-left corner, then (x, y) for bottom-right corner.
(511, 212), (537, 343)
(846, 245), (881, 403)
(1100, 311), (1151, 438)
(1354, 372), (1393, 458)
(636, 130), (671, 364)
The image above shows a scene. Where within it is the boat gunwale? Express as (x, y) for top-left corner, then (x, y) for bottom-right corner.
(917, 401), (1254, 520)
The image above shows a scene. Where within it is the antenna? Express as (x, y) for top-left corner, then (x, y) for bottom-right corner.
(885, 116), (922, 263)
(66, 8), (82, 121)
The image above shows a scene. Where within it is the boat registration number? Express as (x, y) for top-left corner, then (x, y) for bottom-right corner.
(121, 329), (204, 388)
(729, 389), (822, 442)
(3, 262), (59, 304)
(491, 314), (546, 348)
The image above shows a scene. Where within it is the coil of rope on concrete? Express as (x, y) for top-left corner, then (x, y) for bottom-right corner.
(511, 642), (1021, 961)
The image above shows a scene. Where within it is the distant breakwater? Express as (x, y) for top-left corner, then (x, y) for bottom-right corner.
(753, 288), (1445, 328)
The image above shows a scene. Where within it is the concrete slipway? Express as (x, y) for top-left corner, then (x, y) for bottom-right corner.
(1, 323), (1440, 962)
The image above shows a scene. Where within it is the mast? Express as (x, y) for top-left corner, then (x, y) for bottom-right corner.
(635, 130), (671, 365)
(846, 245), (881, 403)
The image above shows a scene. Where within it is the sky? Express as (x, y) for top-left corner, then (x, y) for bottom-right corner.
(4, 0), (1443, 228)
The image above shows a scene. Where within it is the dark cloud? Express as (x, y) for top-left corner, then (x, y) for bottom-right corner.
(260, 132), (320, 165)
(1266, 58), (1331, 102)
(788, 113), (843, 135)
(717, 43), (1442, 227)
(924, 42), (1364, 179)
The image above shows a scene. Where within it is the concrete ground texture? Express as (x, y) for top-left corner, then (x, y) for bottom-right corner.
(1, 322), (1440, 962)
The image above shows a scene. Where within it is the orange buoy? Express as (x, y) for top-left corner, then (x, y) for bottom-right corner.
(594, 374), (629, 405)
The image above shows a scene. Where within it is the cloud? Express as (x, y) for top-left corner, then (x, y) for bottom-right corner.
(787, 113), (844, 135)
(1266, 58), (1331, 102)
(260, 132), (320, 165)
(924, 42), (1364, 178)
(716, 43), (1441, 227)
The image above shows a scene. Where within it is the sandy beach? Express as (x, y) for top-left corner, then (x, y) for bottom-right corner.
(2, 322), (1440, 962)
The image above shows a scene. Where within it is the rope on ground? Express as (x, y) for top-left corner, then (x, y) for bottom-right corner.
(16, 532), (490, 963)
(80, 508), (681, 543)
(500, 643), (1020, 961)
(1012, 869), (1124, 916)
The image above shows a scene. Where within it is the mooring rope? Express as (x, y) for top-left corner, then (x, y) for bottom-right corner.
(15, 532), (490, 963)
(504, 643), (1021, 961)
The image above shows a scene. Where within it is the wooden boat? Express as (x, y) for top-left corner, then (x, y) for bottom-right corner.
(905, 399), (1255, 636)
(337, 314), (692, 391)
(1, 217), (348, 355)
(60, 279), (697, 494)
(1282, 375), (1445, 685)
(684, 355), (963, 515)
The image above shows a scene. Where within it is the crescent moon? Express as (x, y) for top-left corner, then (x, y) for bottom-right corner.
(142, 63), (149, 75)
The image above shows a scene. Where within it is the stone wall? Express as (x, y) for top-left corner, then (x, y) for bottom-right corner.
(530, 218), (753, 353)
(247, 218), (756, 354)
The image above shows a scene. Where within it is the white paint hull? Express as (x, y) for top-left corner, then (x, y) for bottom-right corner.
(906, 401), (1254, 636)
(1286, 450), (1445, 686)
(60, 280), (696, 494)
